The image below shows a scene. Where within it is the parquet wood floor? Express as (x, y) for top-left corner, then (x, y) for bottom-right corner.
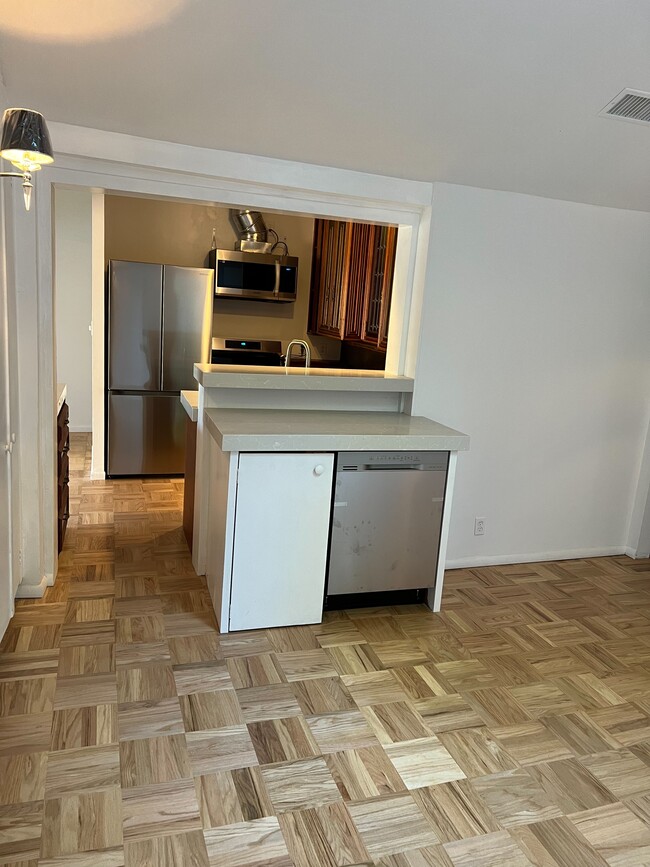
(1, 433), (650, 865)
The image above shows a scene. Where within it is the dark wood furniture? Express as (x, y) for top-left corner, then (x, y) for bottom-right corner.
(183, 416), (197, 550)
(57, 401), (70, 553)
(309, 219), (397, 354)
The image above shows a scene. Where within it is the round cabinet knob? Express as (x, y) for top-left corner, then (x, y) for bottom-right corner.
(313, 464), (325, 476)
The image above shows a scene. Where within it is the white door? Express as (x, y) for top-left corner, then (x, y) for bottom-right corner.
(229, 452), (334, 631)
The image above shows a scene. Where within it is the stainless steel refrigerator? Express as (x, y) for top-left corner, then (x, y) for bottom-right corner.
(106, 260), (213, 476)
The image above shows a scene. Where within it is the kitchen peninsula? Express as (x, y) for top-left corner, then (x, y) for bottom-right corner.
(186, 364), (469, 633)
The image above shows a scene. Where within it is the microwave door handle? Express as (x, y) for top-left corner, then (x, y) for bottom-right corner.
(274, 261), (280, 297)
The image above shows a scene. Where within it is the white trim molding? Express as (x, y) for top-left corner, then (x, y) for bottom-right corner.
(446, 546), (628, 570)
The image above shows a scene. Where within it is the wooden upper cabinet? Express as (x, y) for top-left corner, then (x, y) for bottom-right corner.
(309, 219), (352, 339)
(309, 218), (397, 351)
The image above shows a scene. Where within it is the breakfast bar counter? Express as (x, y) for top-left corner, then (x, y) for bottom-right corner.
(204, 407), (469, 453)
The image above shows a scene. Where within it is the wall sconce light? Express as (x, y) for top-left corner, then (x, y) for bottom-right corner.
(0, 108), (54, 211)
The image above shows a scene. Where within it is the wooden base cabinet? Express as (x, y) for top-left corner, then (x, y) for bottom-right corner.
(57, 401), (70, 553)
(206, 446), (335, 633)
(182, 417), (197, 550)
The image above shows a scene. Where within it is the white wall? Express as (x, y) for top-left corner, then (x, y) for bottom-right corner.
(54, 188), (93, 431)
(413, 183), (650, 566)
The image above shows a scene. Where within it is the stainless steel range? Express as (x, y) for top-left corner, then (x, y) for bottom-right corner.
(211, 338), (283, 366)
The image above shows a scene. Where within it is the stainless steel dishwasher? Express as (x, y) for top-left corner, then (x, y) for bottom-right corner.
(326, 451), (449, 603)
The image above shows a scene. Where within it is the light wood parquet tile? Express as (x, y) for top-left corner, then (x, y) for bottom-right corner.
(569, 802), (650, 866)
(0, 753), (47, 806)
(124, 830), (208, 867)
(119, 733), (191, 788)
(248, 715), (320, 764)
(39, 847), (125, 866)
(195, 767), (273, 829)
(521, 816), (609, 867)
(542, 710), (621, 756)
(53, 673), (118, 710)
(412, 780), (500, 843)
(362, 700), (431, 744)
(490, 721), (574, 766)
(385, 736), (466, 789)
(470, 768), (563, 828)
(203, 816), (292, 867)
(117, 696), (185, 741)
(173, 660), (231, 695)
(58, 643), (115, 677)
(342, 671), (411, 706)
(226, 654), (285, 689)
(41, 788), (123, 857)
(115, 640), (171, 668)
(306, 709), (380, 754)
(237, 683), (303, 722)
(348, 793), (440, 859)
(0, 799), (44, 863)
(326, 642), (384, 675)
(0, 676), (56, 716)
(527, 759), (616, 813)
(2, 438), (650, 864)
(186, 726), (258, 775)
(180, 689), (244, 730)
(442, 830), (533, 867)
(324, 745), (407, 802)
(438, 727), (518, 777)
(44, 743), (121, 797)
(121, 777), (202, 842)
(278, 801), (370, 867)
(413, 695), (484, 734)
(587, 703), (650, 747)
(578, 749), (650, 800)
(261, 757), (341, 813)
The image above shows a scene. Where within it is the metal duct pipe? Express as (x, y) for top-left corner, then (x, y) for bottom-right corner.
(231, 209), (268, 243)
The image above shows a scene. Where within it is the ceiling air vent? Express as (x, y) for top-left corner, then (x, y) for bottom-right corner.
(600, 89), (650, 124)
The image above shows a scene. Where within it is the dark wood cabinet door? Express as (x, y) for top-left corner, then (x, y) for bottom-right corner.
(363, 224), (397, 349)
(310, 219), (351, 339)
(309, 219), (397, 352)
(343, 223), (375, 342)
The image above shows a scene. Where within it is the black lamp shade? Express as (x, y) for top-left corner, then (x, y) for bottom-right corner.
(0, 108), (54, 169)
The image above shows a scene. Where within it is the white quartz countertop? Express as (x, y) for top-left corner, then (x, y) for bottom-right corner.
(194, 364), (414, 393)
(56, 383), (67, 416)
(180, 390), (199, 422)
(205, 409), (469, 452)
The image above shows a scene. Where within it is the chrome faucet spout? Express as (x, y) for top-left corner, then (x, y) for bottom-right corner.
(285, 339), (311, 369)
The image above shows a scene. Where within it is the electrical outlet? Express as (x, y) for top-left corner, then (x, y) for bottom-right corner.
(474, 517), (486, 536)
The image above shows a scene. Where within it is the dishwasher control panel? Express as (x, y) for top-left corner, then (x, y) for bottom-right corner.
(337, 451), (449, 472)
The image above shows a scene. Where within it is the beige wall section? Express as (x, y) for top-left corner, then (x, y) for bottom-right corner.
(104, 195), (340, 361)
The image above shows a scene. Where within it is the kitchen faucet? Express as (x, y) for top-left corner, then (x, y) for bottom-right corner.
(284, 339), (311, 369)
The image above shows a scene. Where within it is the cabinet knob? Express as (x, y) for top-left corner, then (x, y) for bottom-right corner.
(313, 464), (325, 477)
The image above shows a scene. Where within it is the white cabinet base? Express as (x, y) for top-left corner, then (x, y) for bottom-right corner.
(229, 453), (334, 631)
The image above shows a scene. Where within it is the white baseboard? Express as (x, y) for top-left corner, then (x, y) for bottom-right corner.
(624, 545), (650, 559)
(446, 546), (628, 570)
(70, 425), (92, 433)
(15, 574), (50, 598)
(90, 469), (105, 480)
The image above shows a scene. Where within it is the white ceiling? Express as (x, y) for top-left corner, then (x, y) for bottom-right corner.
(1, 0), (649, 211)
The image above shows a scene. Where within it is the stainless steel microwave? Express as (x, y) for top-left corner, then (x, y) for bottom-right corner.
(208, 249), (298, 303)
